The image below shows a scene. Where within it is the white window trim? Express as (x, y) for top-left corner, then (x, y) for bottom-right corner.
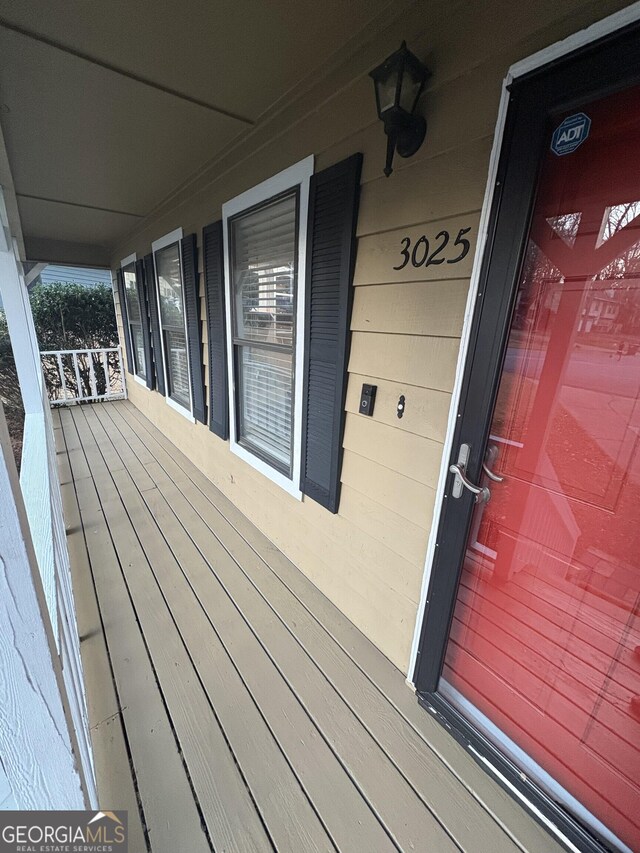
(222, 155), (314, 499)
(120, 252), (148, 384)
(151, 227), (195, 422)
(151, 228), (183, 254)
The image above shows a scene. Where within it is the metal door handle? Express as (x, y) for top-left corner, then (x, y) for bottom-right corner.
(483, 443), (504, 482)
(449, 463), (491, 503)
(482, 462), (504, 483)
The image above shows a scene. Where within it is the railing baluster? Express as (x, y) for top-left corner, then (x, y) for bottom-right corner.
(56, 352), (67, 401)
(72, 353), (82, 402)
(88, 351), (97, 399)
(101, 349), (109, 397)
(39, 348), (126, 406)
(117, 346), (127, 399)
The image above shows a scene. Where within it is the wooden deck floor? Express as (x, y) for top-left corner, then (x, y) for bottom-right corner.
(54, 400), (562, 853)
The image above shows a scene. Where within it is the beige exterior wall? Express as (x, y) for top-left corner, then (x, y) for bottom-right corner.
(112, 0), (630, 670)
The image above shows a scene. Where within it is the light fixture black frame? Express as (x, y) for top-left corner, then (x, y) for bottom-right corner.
(369, 41), (430, 177)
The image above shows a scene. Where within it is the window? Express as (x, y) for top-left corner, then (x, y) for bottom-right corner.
(152, 228), (193, 419)
(120, 254), (146, 382)
(223, 157), (313, 497)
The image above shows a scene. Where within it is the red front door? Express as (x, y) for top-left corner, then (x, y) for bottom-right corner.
(442, 83), (640, 850)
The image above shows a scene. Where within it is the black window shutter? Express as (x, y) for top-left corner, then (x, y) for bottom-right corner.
(135, 258), (154, 390)
(300, 153), (363, 513)
(116, 268), (134, 376)
(144, 252), (166, 396)
(180, 233), (206, 424)
(202, 220), (228, 439)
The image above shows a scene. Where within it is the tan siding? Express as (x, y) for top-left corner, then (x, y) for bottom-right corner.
(356, 140), (490, 236)
(345, 375), (452, 443)
(339, 483), (430, 566)
(354, 216), (478, 285)
(341, 450), (435, 528)
(348, 332), (460, 392)
(351, 280), (469, 336)
(342, 414), (443, 488)
(116, 0), (631, 669)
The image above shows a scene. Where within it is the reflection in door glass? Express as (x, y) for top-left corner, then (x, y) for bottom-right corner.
(443, 85), (640, 850)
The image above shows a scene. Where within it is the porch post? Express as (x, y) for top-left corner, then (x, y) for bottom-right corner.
(0, 402), (86, 809)
(0, 195), (43, 416)
(0, 185), (97, 808)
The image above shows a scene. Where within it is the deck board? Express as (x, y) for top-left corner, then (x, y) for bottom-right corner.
(84, 405), (332, 853)
(58, 400), (565, 853)
(59, 480), (147, 851)
(60, 409), (210, 853)
(75, 407), (271, 852)
(103, 411), (505, 852)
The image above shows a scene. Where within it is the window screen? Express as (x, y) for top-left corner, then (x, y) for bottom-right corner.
(155, 242), (191, 410)
(230, 192), (297, 473)
(123, 264), (146, 379)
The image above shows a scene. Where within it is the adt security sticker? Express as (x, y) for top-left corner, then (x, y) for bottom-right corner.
(551, 113), (591, 156)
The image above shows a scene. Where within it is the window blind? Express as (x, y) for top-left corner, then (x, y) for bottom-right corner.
(123, 265), (145, 379)
(166, 329), (190, 409)
(239, 347), (292, 467)
(155, 242), (191, 409)
(230, 192), (297, 473)
(133, 327), (146, 378)
(124, 269), (141, 323)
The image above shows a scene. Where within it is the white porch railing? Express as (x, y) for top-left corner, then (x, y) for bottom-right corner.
(40, 347), (127, 405)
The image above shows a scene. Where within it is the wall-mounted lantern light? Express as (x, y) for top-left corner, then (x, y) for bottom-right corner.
(369, 41), (430, 177)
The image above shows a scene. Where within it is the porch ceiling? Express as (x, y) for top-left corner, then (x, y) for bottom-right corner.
(0, 0), (394, 266)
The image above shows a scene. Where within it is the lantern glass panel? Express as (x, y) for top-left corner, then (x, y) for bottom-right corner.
(376, 71), (400, 114)
(399, 72), (423, 113)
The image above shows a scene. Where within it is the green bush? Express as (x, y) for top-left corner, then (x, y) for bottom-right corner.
(30, 281), (117, 351)
(0, 281), (118, 465)
(31, 282), (118, 401)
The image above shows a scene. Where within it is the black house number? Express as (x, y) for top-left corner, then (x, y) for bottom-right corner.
(393, 227), (472, 270)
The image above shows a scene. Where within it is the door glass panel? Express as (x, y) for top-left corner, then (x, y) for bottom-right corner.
(443, 84), (640, 850)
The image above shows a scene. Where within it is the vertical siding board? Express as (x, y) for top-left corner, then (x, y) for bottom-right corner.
(116, 268), (134, 376)
(202, 220), (229, 440)
(135, 258), (154, 390)
(144, 252), (166, 396)
(301, 153), (363, 512)
(181, 234), (207, 424)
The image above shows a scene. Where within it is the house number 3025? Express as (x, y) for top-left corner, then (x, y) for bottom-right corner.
(393, 227), (472, 270)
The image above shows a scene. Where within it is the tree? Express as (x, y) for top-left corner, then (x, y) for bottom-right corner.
(30, 282), (118, 401)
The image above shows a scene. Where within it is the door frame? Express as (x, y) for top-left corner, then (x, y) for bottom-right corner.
(407, 4), (640, 851)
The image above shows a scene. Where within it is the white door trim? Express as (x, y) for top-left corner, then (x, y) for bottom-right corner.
(407, 0), (640, 684)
